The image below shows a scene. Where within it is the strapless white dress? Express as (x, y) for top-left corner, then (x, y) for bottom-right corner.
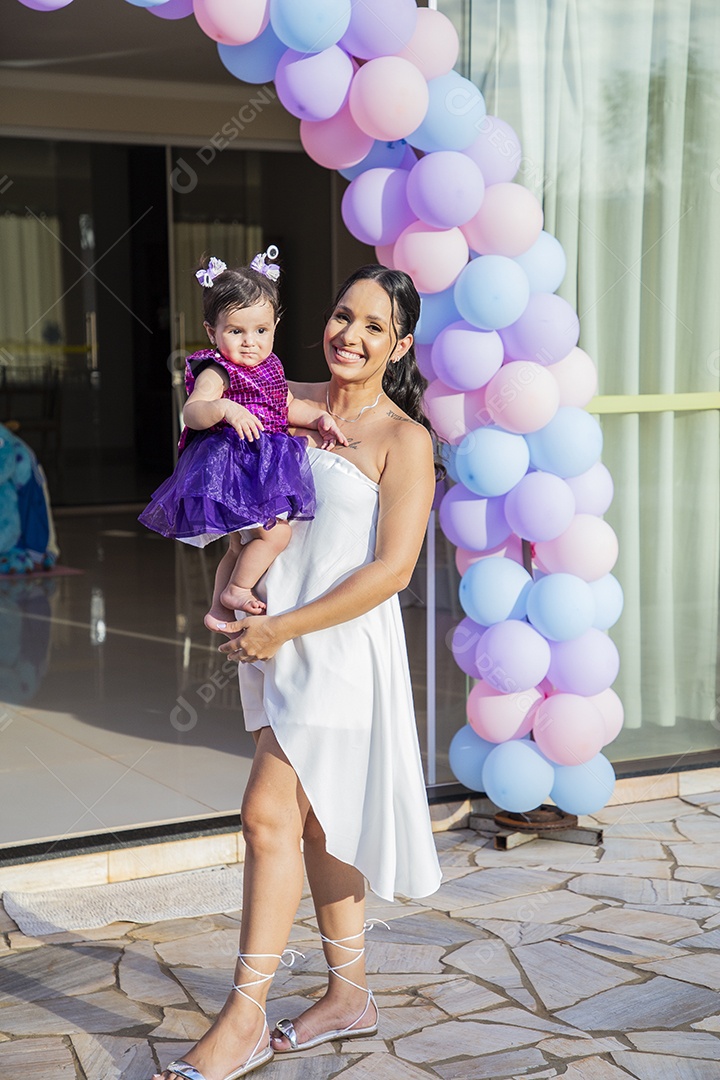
(238, 447), (442, 902)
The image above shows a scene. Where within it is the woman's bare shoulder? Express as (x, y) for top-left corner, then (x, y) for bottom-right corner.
(287, 379), (326, 402)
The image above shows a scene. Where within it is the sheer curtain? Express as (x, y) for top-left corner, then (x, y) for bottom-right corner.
(443, 0), (720, 752)
(0, 214), (65, 361)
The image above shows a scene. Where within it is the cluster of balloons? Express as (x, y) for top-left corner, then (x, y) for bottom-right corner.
(23, 0), (623, 817)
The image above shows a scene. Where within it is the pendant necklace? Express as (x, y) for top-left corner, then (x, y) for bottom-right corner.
(326, 388), (383, 423)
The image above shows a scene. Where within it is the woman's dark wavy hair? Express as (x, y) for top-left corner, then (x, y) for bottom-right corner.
(196, 253), (282, 328)
(329, 265), (444, 476)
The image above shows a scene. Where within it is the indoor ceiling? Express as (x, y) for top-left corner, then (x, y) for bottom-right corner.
(1, 0), (239, 86)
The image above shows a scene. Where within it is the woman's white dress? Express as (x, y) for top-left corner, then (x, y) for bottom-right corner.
(238, 447), (442, 902)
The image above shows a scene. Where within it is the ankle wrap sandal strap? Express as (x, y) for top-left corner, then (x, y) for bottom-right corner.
(230, 950), (304, 1069)
(319, 919), (388, 1020)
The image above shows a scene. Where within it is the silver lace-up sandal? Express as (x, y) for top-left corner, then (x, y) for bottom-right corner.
(162, 949), (302, 1080)
(273, 919), (386, 1053)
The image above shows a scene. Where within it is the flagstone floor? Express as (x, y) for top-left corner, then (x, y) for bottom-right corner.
(1, 791), (720, 1080)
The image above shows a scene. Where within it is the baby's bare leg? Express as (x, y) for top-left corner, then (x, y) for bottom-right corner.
(221, 520), (291, 615)
(204, 535), (244, 633)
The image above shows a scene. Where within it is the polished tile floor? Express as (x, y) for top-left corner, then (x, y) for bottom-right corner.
(0, 510), (467, 848)
(1, 791), (719, 1078)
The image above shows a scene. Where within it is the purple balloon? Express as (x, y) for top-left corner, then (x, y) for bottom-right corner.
(565, 462), (614, 515)
(504, 471), (576, 542)
(500, 293), (580, 366)
(478, 620), (551, 693)
(150, 0), (192, 15)
(340, 0), (417, 59)
(439, 484), (510, 551)
(406, 151), (484, 230)
(548, 628), (620, 696)
(275, 45), (354, 121)
(464, 116), (522, 185)
(431, 321), (503, 392)
(339, 139), (410, 181)
(17, 0), (74, 8)
(451, 617), (489, 678)
(341, 167), (416, 247)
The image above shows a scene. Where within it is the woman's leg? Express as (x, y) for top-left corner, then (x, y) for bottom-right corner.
(221, 521), (291, 616)
(270, 810), (376, 1052)
(155, 727), (311, 1080)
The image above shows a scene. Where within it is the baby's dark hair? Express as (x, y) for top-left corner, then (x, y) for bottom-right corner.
(196, 253), (281, 328)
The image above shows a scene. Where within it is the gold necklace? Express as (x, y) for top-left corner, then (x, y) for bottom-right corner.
(326, 388), (383, 423)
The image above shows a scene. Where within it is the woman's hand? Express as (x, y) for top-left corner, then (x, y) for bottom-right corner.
(218, 615), (288, 663)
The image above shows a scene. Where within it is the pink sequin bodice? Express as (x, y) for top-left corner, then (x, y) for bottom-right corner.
(179, 349), (289, 450)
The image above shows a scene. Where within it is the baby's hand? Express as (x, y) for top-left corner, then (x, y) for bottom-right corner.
(224, 402), (264, 442)
(317, 413), (349, 450)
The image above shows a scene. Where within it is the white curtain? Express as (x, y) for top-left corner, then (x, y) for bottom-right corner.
(174, 221), (263, 352)
(0, 214), (65, 363)
(442, 0), (720, 750)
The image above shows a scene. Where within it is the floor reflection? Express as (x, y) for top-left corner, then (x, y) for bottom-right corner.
(0, 510), (464, 849)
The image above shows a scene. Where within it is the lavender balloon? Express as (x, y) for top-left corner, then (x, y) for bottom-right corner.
(431, 321), (503, 392)
(339, 139), (409, 181)
(340, 0), (417, 59)
(478, 620), (551, 693)
(275, 46), (354, 121)
(341, 167), (415, 247)
(565, 462), (614, 515)
(463, 115), (522, 185)
(504, 470), (576, 542)
(500, 292), (580, 365)
(451, 616), (489, 678)
(547, 628), (620, 696)
(438, 485), (510, 551)
(406, 151), (484, 230)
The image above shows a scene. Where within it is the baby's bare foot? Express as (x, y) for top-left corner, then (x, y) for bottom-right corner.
(221, 583), (266, 616)
(204, 597), (237, 633)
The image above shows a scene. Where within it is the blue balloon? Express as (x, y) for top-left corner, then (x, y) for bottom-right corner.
(415, 287), (461, 345)
(459, 557), (533, 625)
(526, 573), (596, 641)
(217, 25), (287, 85)
(482, 741), (555, 813)
(551, 753), (616, 815)
(454, 256), (530, 331)
(125, 0), (169, 6)
(407, 71), (486, 152)
(524, 407), (603, 478)
(513, 231), (567, 294)
(339, 140), (408, 181)
(589, 573), (624, 630)
(455, 426), (530, 497)
(449, 724), (495, 791)
(270, 0), (351, 53)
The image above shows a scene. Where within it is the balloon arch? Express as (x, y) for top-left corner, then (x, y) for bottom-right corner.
(22, 0), (623, 817)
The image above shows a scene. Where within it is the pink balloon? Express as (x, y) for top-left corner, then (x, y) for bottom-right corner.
(500, 293), (580, 366)
(415, 342), (435, 380)
(535, 514), (619, 582)
(406, 152), (484, 230)
(275, 46), (354, 121)
(478, 620), (551, 693)
(467, 680), (540, 743)
(462, 183), (543, 257)
(300, 102), (373, 170)
(193, 0), (269, 44)
(438, 485), (510, 551)
(451, 617), (488, 678)
(588, 688), (625, 745)
(431, 321), (503, 392)
(484, 360), (560, 434)
(464, 116), (522, 185)
(341, 0), (417, 59)
(531, 693), (607, 765)
(423, 380), (490, 444)
(504, 471), (576, 542)
(547, 629), (620, 696)
(548, 346), (598, 407)
(565, 463), (614, 516)
(456, 533), (524, 574)
(375, 243), (396, 269)
(150, 0), (193, 16)
(341, 168), (416, 247)
(393, 8), (459, 80)
(393, 222), (469, 294)
(349, 57), (429, 141)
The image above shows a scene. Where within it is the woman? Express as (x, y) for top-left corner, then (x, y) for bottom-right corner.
(156, 266), (442, 1080)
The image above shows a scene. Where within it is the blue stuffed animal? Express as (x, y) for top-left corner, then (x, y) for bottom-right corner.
(0, 424), (58, 574)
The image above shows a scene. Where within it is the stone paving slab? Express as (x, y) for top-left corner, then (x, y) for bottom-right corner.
(2, 790), (720, 1079)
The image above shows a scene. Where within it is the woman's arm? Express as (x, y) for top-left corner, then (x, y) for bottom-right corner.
(184, 368), (264, 441)
(219, 422), (436, 661)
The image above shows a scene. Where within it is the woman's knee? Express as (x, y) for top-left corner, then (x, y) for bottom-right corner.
(241, 787), (302, 853)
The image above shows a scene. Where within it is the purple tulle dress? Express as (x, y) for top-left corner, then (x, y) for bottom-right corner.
(138, 350), (316, 546)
